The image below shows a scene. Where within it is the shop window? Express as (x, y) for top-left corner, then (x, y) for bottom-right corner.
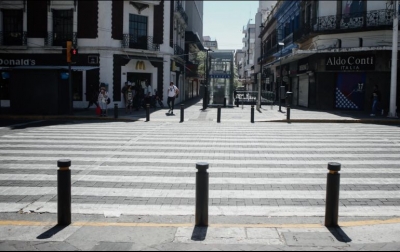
(129, 14), (148, 50)
(0, 72), (10, 100)
(2, 9), (23, 46)
(53, 9), (73, 47)
(72, 71), (83, 101)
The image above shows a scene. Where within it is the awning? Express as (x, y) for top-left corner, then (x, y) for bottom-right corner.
(0, 66), (99, 71)
(185, 31), (205, 51)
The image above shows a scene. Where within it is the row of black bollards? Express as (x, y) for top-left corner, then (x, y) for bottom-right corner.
(57, 159), (341, 228)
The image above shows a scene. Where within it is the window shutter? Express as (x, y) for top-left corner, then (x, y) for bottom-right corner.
(112, 1), (124, 40)
(78, 0), (98, 38)
(27, 0), (47, 38)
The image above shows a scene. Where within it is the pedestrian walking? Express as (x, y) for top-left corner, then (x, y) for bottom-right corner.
(121, 82), (129, 109)
(167, 82), (179, 114)
(370, 85), (381, 117)
(85, 89), (99, 109)
(125, 85), (135, 114)
(98, 86), (109, 117)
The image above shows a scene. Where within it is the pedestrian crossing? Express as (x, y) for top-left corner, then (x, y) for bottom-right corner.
(0, 122), (400, 218)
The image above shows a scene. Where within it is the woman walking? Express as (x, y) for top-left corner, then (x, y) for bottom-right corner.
(98, 87), (109, 117)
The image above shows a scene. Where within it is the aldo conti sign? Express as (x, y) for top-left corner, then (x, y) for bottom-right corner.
(326, 55), (375, 71)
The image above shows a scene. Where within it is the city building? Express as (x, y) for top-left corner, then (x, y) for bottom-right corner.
(0, 0), (200, 115)
(185, 0), (204, 101)
(203, 36), (218, 51)
(259, 0), (400, 112)
(235, 49), (245, 82)
(241, 22), (256, 91)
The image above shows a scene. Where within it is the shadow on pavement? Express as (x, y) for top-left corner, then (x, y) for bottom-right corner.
(327, 226), (352, 243)
(37, 225), (68, 240)
(191, 226), (208, 241)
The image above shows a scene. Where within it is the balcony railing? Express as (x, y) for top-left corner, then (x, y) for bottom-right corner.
(122, 35), (160, 51)
(45, 32), (77, 47)
(0, 31), (27, 46)
(294, 9), (397, 42)
(174, 44), (185, 61)
(175, 2), (188, 24)
(283, 33), (293, 47)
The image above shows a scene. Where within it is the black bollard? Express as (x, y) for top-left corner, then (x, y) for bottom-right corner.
(146, 104), (150, 122)
(114, 104), (118, 119)
(224, 98), (227, 108)
(325, 162), (341, 227)
(217, 105), (221, 123)
(57, 159), (72, 226)
(287, 107), (291, 121)
(236, 98), (239, 107)
(195, 162), (209, 227)
(180, 104), (185, 123)
(251, 105), (255, 123)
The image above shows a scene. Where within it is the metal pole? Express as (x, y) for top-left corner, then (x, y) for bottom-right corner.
(224, 97), (227, 108)
(279, 56), (282, 112)
(114, 104), (118, 119)
(57, 159), (72, 226)
(217, 105), (221, 123)
(251, 105), (255, 123)
(236, 98), (239, 107)
(195, 162), (209, 227)
(389, 0), (399, 118)
(146, 104), (150, 122)
(325, 162), (341, 227)
(180, 104), (184, 123)
(69, 63), (73, 115)
(286, 92), (292, 121)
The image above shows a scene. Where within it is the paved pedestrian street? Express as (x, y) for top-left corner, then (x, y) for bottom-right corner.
(0, 121), (400, 217)
(0, 120), (400, 250)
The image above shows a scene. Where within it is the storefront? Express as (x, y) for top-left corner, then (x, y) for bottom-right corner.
(308, 50), (397, 112)
(0, 53), (99, 115)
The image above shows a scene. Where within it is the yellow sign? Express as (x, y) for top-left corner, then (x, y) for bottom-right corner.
(136, 61), (145, 70)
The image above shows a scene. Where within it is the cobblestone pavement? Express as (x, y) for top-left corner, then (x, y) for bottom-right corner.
(0, 111), (400, 250)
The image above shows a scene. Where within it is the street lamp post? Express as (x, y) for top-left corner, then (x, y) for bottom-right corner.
(258, 22), (265, 111)
(278, 42), (284, 113)
(203, 48), (213, 110)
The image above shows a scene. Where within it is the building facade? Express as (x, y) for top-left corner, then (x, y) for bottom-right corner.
(241, 22), (256, 91)
(0, 0), (202, 115)
(259, 0), (400, 112)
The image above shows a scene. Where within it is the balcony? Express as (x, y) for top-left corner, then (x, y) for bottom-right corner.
(294, 9), (397, 43)
(283, 33), (293, 47)
(122, 35), (160, 51)
(175, 2), (188, 24)
(45, 32), (77, 47)
(174, 44), (185, 61)
(0, 31), (27, 46)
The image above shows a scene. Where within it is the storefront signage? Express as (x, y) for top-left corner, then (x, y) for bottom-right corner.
(299, 63), (309, 72)
(0, 59), (36, 66)
(326, 55), (375, 71)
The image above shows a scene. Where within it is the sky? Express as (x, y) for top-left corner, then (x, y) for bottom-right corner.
(203, 1), (259, 50)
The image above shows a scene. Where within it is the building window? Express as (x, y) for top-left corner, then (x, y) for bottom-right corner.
(129, 14), (148, 50)
(53, 9), (73, 47)
(2, 9), (23, 46)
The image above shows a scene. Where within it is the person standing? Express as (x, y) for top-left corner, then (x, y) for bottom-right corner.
(125, 85), (135, 114)
(121, 82), (129, 109)
(167, 82), (179, 114)
(98, 87), (109, 117)
(370, 85), (381, 117)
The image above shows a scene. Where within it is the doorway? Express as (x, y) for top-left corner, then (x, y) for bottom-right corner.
(127, 73), (152, 89)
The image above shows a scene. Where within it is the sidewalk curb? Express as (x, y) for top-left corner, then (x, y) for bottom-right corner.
(0, 115), (139, 122)
(261, 119), (400, 124)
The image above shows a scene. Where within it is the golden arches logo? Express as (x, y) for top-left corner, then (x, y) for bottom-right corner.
(136, 61), (146, 70)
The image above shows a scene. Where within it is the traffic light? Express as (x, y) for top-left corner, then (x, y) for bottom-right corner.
(70, 48), (78, 63)
(66, 41), (72, 63)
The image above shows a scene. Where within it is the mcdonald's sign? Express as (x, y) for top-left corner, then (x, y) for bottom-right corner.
(136, 61), (145, 70)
